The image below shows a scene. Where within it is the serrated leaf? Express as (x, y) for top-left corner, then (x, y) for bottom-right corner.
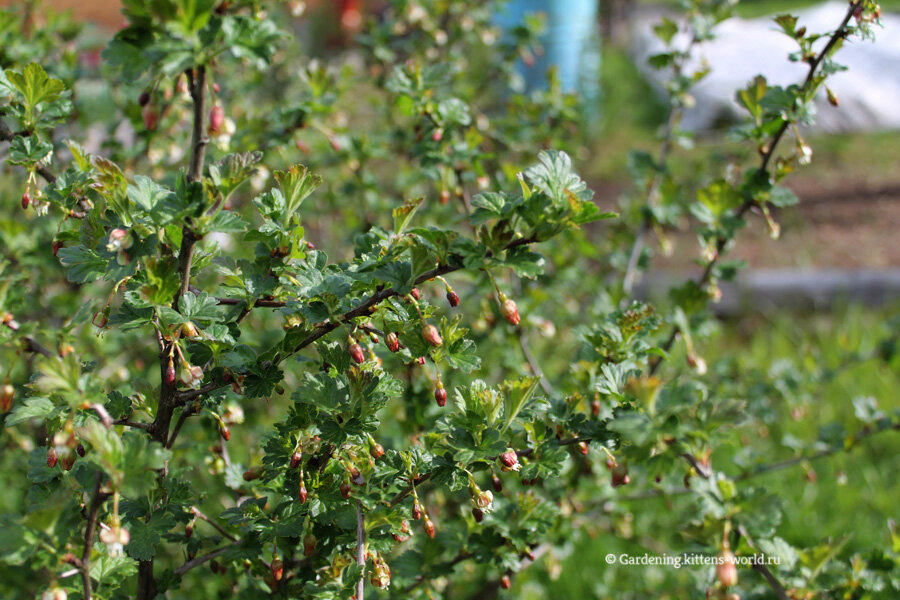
(5, 397), (56, 426)
(392, 197), (423, 234)
(274, 164), (321, 222)
(57, 246), (108, 284)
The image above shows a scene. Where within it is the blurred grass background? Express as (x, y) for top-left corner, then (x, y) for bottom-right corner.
(521, 304), (900, 598)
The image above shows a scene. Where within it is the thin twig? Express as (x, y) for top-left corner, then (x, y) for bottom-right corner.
(173, 543), (237, 576)
(166, 405), (197, 449)
(23, 336), (54, 357)
(516, 330), (552, 395)
(79, 472), (108, 600)
(356, 501), (366, 600)
(113, 419), (153, 432)
(648, 1), (862, 375)
(621, 418), (899, 502)
(190, 506), (237, 542)
(736, 525), (791, 600)
(274, 236), (537, 365)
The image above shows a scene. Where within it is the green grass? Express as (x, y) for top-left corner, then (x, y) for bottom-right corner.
(525, 305), (900, 598)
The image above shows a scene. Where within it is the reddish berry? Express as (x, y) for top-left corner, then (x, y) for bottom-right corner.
(220, 425), (231, 442)
(491, 474), (503, 493)
(303, 533), (317, 556)
(0, 384), (14, 413)
(440, 189), (450, 204)
(410, 287), (420, 300)
(472, 507), (484, 523)
(60, 452), (75, 471)
(51, 241), (63, 257)
(500, 298), (520, 326)
(76, 443), (86, 457)
(271, 558), (284, 581)
(185, 522), (194, 538)
(611, 466), (630, 487)
(412, 500), (422, 520)
(417, 356), (426, 365)
(385, 332), (400, 352)
(138, 91), (151, 106)
(446, 290), (460, 307)
(423, 516), (435, 538)
(349, 343), (365, 364)
(370, 443), (385, 459)
(577, 441), (589, 456)
(180, 322), (199, 338)
(351, 467), (365, 486)
(432, 128), (443, 142)
(242, 469), (259, 481)
(340, 482), (351, 499)
(434, 384), (447, 407)
(142, 105), (159, 131)
(208, 105), (225, 135)
(717, 551), (738, 587)
(21, 192), (30, 210)
(500, 575), (511, 590)
(290, 451), (302, 469)
(298, 482), (308, 503)
(605, 457), (616, 471)
(498, 450), (519, 470)
(46, 447), (58, 468)
(165, 365), (176, 386)
(422, 324), (443, 347)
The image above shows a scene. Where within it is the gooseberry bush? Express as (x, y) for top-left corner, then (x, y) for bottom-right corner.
(0, 1), (896, 599)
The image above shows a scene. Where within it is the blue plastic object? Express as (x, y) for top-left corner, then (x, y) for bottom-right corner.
(494, 0), (601, 103)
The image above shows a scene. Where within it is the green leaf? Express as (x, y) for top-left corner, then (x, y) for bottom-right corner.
(693, 180), (741, 223)
(6, 135), (53, 166)
(653, 18), (679, 45)
(774, 14), (798, 38)
(57, 246), (108, 284)
(393, 197), (424, 235)
(274, 164), (321, 222)
(179, 291), (222, 323)
(497, 246), (544, 279)
(436, 97), (471, 126)
(470, 192), (514, 225)
(208, 151), (263, 200)
(523, 150), (592, 207)
(499, 376), (540, 432)
(90, 554), (138, 586)
(737, 76), (768, 123)
(5, 63), (66, 125)
(5, 397), (56, 427)
(125, 512), (176, 561)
